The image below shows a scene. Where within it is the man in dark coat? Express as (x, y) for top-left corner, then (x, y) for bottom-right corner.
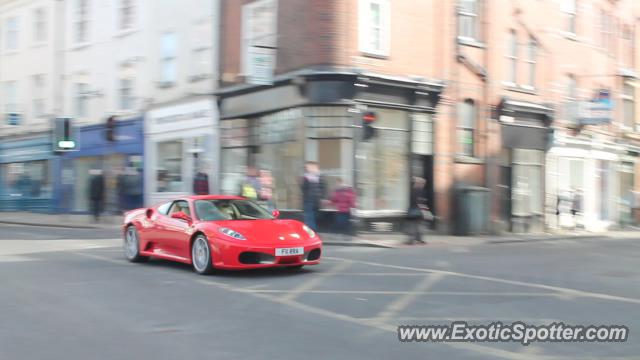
(89, 169), (105, 222)
(301, 161), (326, 231)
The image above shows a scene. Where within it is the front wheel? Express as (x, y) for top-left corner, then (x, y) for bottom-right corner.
(191, 235), (214, 275)
(124, 225), (149, 263)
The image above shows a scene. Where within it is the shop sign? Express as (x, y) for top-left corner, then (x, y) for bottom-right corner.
(577, 89), (613, 125)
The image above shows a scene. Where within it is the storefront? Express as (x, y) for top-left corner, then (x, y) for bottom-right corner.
(59, 117), (144, 214)
(0, 135), (57, 212)
(217, 72), (443, 232)
(497, 98), (553, 233)
(546, 131), (633, 232)
(145, 98), (218, 206)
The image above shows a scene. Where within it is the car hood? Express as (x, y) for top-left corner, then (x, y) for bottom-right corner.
(204, 219), (318, 245)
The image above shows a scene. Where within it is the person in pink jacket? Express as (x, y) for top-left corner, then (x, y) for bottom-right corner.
(330, 178), (356, 235)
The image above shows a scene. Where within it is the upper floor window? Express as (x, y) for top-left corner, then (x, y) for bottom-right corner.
(191, 21), (213, 79)
(3, 81), (18, 114)
(358, 0), (390, 56)
(623, 81), (635, 129)
(562, 0), (576, 34)
(5, 17), (19, 50)
(74, 0), (89, 43)
(75, 82), (89, 117)
(505, 30), (517, 84)
(31, 74), (46, 118)
(567, 74), (577, 100)
(119, 0), (134, 31)
(599, 10), (614, 52)
(33, 8), (46, 43)
(458, 0), (480, 41)
(119, 77), (133, 110)
(241, 0), (278, 81)
(622, 25), (634, 68)
(160, 32), (177, 85)
(525, 37), (537, 88)
(457, 99), (476, 157)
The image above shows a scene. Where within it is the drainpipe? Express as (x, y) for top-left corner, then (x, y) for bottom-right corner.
(481, 0), (493, 233)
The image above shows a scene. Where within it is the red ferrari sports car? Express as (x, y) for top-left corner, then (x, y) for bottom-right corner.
(122, 195), (322, 274)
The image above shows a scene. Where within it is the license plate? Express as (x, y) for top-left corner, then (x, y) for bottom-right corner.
(275, 247), (304, 256)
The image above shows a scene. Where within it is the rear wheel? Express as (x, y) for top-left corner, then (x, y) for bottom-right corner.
(192, 235), (214, 275)
(124, 225), (149, 263)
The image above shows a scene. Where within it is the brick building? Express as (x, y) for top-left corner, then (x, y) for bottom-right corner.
(216, 0), (640, 233)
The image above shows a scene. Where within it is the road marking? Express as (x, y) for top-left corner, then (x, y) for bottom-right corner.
(325, 256), (640, 305)
(195, 278), (584, 360)
(229, 289), (558, 296)
(375, 273), (445, 324)
(281, 259), (353, 301)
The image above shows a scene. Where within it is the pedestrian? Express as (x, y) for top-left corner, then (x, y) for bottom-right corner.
(259, 169), (275, 210)
(239, 165), (261, 200)
(193, 168), (210, 195)
(330, 178), (356, 236)
(405, 176), (427, 245)
(88, 169), (105, 222)
(301, 161), (326, 231)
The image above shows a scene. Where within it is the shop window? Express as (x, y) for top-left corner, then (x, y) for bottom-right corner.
(512, 149), (543, 216)
(356, 108), (409, 211)
(457, 99), (475, 157)
(411, 113), (433, 155)
(156, 140), (183, 192)
(2, 161), (51, 199)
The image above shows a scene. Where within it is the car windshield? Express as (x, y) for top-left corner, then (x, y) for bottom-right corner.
(195, 199), (274, 221)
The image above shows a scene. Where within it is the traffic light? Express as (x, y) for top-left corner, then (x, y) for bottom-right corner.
(106, 116), (116, 142)
(362, 111), (377, 141)
(53, 118), (77, 151)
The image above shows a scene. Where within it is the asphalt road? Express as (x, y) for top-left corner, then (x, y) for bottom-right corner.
(1, 224), (639, 360)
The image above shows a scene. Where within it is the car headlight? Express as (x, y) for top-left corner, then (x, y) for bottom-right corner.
(302, 225), (316, 238)
(219, 227), (247, 240)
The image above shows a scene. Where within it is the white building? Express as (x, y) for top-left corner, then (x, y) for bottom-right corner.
(0, 0), (220, 212)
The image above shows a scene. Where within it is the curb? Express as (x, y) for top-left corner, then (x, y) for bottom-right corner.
(487, 235), (603, 244)
(0, 220), (111, 230)
(321, 240), (396, 249)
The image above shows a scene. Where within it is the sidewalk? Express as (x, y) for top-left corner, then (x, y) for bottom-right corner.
(1, 211), (638, 247)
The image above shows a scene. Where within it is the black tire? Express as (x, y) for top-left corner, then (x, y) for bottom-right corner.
(124, 225), (149, 263)
(191, 234), (215, 275)
(285, 265), (304, 270)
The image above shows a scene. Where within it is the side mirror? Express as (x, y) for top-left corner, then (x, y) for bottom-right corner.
(271, 209), (280, 218)
(171, 211), (192, 223)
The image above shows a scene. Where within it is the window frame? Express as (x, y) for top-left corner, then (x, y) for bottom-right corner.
(31, 74), (45, 118)
(5, 17), (19, 50)
(75, 82), (89, 118)
(458, 0), (480, 41)
(159, 32), (177, 85)
(3, 81), (18, 116)
(562, 0), (576, 34)
(118, 76), (133, 110)
(622, 81), (635, 129)
(118, 0), (134, 31)
(33, 7), (46, 43)
(241, 0), (278, 76)
(505, 30), (518, 84)
(358, 0), (391, 57)
(524, 37), (537, 89)
(456, 99), (476, 157)
(74, 0), (90, 44)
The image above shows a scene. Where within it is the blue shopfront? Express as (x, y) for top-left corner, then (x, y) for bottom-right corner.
(0, 135), (58, 212)
(59, 117), (144, 214)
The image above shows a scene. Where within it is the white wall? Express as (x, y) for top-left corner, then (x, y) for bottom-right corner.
(0, 0), (57, 135)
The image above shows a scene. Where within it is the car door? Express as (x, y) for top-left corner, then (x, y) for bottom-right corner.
(163, 200), (194, 260)
(140, 201), (172, 252)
